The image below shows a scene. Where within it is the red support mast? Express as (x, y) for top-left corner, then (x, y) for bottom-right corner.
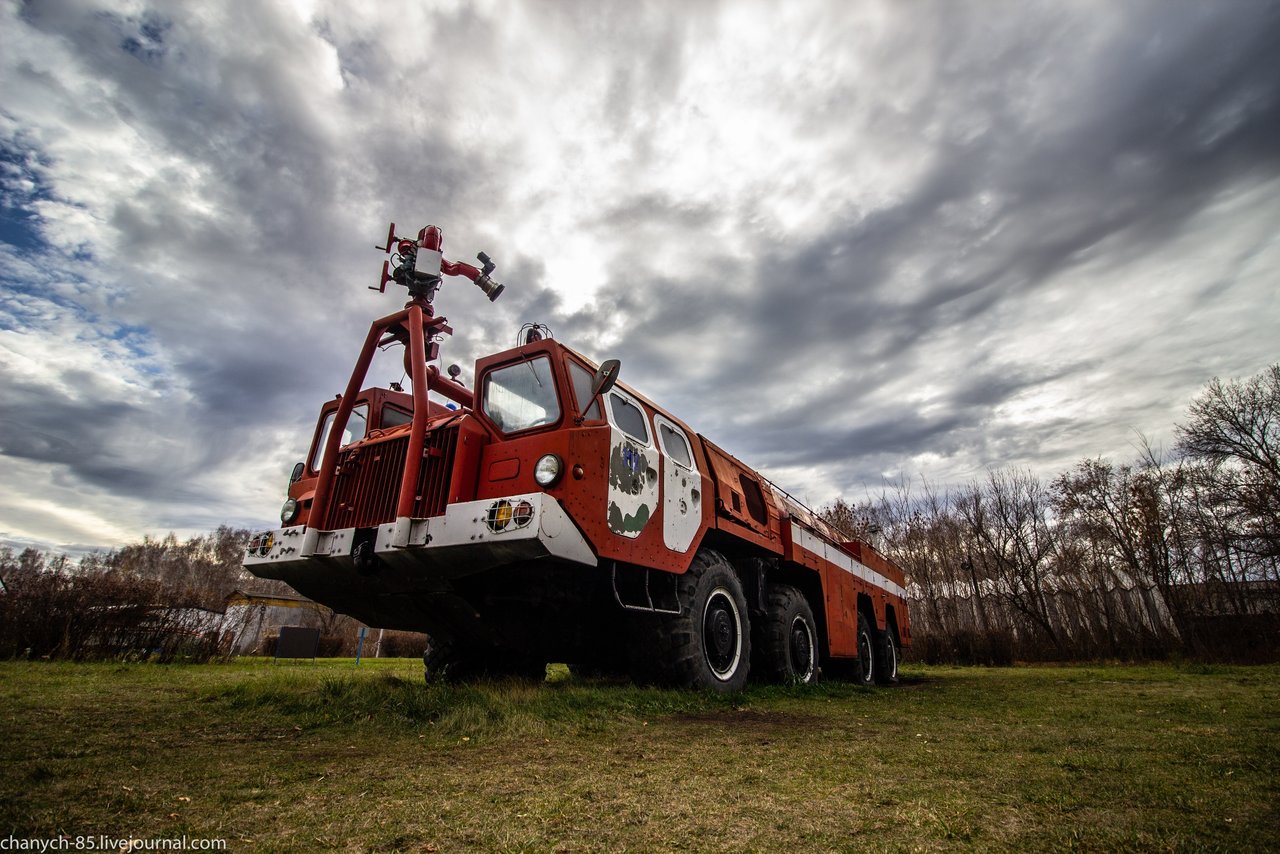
(309, 224), (505, 531)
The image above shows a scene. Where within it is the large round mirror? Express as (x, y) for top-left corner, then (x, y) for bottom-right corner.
(592, 359), (621, 396)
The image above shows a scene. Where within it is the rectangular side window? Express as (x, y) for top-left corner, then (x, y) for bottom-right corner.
(381, 405), (412, 428)
(659, 423), (693, 469)
(568, 361), (602, 421)
(609, 393), (650, 443)
(310, 404), (368, 472)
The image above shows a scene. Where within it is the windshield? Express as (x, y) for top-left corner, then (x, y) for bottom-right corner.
(482, 356), (560, 433)
(310, 404), (368, 471)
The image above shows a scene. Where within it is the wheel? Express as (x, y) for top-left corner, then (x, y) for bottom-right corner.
(874, 625), (900, 685)
(424, 639), (544, 683)
(854, 611), (876, 686)
(755, 584), (818, 684)
(423, 638), (477, 684)
(641, 549), (751, 691)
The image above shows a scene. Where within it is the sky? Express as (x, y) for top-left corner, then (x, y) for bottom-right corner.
(1, 0), (1278, 555)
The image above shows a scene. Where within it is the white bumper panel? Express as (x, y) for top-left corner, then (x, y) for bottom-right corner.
(374, 493), (597, 573)
(242, 494), (596, 581)
(242, 525), (308, 568)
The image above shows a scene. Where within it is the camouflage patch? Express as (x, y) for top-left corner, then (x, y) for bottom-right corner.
(609, 500), (652, 534)
(608, 440), (649, 495)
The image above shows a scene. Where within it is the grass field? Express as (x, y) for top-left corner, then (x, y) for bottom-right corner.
(0, 659), (1277, 852)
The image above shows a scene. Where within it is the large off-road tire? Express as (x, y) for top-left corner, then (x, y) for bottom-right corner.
(754, 584), (818, 684)
(874, 625), (900, 685)
(422, 639), (478, 684)
(642, 549), (751, 692)
(854, 611), (876, 687)
(423, 640), (544, 683)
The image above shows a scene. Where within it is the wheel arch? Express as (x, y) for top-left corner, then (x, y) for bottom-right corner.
(700, 529), (782, 611)
(884, 602), (902, 646)
(856, 591), (877, 627)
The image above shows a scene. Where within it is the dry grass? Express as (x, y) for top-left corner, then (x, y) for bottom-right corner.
(1, 659), (1277, 851)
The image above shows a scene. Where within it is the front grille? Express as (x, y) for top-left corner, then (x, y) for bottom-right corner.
(325, 425), (458, 529)
(412, 426), (457, 518)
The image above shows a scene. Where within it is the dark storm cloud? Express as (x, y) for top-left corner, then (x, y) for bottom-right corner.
(552, 0), (1280, 489)
(0, 390), (167, 496)
(2, 0), (1278, 548)
(1, 2), (508, 517)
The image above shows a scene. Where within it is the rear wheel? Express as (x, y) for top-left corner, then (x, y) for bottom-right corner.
(637, 549), (751, 691)
(854, 612), (876, 686)
(874, 625), (900, 685)
(755, 584), (818, 684)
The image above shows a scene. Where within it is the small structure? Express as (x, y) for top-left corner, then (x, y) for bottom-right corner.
(223, 589), (328, 655)
(274, 625), (322, 661)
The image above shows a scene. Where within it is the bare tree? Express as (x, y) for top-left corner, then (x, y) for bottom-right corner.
(112, 526), (252, 608)
(1053, 457), (1192, 651)
(957, 470), (1063, 653)
(1177, 363), (1280, 561)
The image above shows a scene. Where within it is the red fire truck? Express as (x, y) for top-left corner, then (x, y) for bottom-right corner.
(244, 223), (911, 690)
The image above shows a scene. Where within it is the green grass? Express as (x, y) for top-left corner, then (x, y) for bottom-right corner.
(1, 659), (1277, 852)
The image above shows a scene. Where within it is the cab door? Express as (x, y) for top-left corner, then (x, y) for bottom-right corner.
(604, 388), (660, 538)
(653, 415), (701, 553)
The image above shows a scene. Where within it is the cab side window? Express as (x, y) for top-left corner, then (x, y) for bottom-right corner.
(658, 422), (693, 469)
(310, 404), (368, 472)
(568, 361), (602, 421)
(381, 405), (412, 428)
(609, 392), (649, 443)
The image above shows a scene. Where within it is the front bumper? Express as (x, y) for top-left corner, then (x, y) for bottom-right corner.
(243, 492), (597, 582)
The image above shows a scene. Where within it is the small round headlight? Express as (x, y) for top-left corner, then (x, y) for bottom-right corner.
(534, 454), (562, 487)
(280, 497), (299, 524)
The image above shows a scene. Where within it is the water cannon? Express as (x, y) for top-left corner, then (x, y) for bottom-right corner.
(474, 252), (504, 302)
(374, 222), (507, 304)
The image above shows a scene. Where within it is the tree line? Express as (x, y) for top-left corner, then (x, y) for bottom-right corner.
(821, 364), (1280, 663)
(4, 365), (1275, 664)
(0, 527), (424, 660)
(0, 526), (260, 660)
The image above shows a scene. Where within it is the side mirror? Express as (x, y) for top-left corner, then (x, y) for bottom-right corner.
(290, 462), (305, 483)
(577, 359), (621, 426)
(592, 359), (621, 397)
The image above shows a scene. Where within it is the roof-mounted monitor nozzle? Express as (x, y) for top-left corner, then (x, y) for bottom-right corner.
(374, 222), (506, 304)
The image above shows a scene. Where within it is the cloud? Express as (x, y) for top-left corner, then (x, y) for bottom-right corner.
(0, 0), (1278, 550)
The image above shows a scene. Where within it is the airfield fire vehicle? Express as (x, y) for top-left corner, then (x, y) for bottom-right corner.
(244, 223), (911, 689)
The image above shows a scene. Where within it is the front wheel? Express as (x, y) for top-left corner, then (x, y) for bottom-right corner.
(645, 549), (751, 692)
(423, 640), (544, 683)
(423, 639), (477, 684)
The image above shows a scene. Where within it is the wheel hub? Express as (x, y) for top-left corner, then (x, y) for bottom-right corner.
(702, 588), (742, 679)
(789, 617), (813, 677)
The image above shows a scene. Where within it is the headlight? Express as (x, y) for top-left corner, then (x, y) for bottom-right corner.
(280, 498), (299, 524)
(534, 454), (562, 487)
(485, 499), (514, 532)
